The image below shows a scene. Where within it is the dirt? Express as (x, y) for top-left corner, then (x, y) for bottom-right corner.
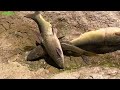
(0, 11), (120, 79)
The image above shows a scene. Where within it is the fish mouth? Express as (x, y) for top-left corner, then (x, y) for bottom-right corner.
(55, 58), (64, 69)
(24, 11), (40, 19)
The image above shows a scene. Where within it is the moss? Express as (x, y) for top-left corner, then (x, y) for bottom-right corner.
(102, 54), (113, 60)
(99, 61), (120, 68)
(27, 60), (47, 71)
(24, 55), (85, 72)
(90, 54), (120, 68)
(0, 11), (15, 16)
(101, 54), (120, 68)
(64, 58), (85, 70)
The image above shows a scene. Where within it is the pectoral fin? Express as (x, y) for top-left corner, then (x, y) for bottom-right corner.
(27, 45), (46, 61)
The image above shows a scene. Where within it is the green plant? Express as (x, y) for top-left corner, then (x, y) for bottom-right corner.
(1, 11), (15, 16)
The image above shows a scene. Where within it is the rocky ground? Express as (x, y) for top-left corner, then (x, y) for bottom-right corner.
(0, 11), (120, 79)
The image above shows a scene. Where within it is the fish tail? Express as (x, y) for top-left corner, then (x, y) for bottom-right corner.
(24, 11), (40, 20)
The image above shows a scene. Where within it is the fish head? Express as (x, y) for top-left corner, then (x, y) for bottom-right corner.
(106, 30), (120, 45)
(24, 11), (40, 19)
(55, 57), (64, 69)
(112, 31), (120, 44)
(53, 47), (64, 69)
(24, 12), (40, 24)
(25, 11), (53, 35)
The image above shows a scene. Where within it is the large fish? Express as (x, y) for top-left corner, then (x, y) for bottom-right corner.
(70, 27), (120, 54)
(27, 41), (97, 64)
(25, 11), (64, 68)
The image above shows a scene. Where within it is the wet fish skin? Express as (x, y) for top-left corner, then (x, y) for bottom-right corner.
(27, 41), (97, 65)
(70, 27), (120, 53)
(27, 45), (47, 61)
(25, 11), (64, 68)
(61, 42), (96, 56)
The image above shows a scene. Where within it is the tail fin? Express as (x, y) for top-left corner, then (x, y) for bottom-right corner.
(24, 11), (40, 20)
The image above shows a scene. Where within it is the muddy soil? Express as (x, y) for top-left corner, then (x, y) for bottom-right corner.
(0, 11), (120, 79)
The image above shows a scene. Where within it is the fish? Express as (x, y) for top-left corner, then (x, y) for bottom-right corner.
(25, 11), (64, 68)
(70, 27), (120, 54)
(27, 41), (97, 64)
(26, 44), (47, 61)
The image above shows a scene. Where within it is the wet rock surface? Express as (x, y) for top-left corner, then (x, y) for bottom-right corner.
(0, 11), (120, 79)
